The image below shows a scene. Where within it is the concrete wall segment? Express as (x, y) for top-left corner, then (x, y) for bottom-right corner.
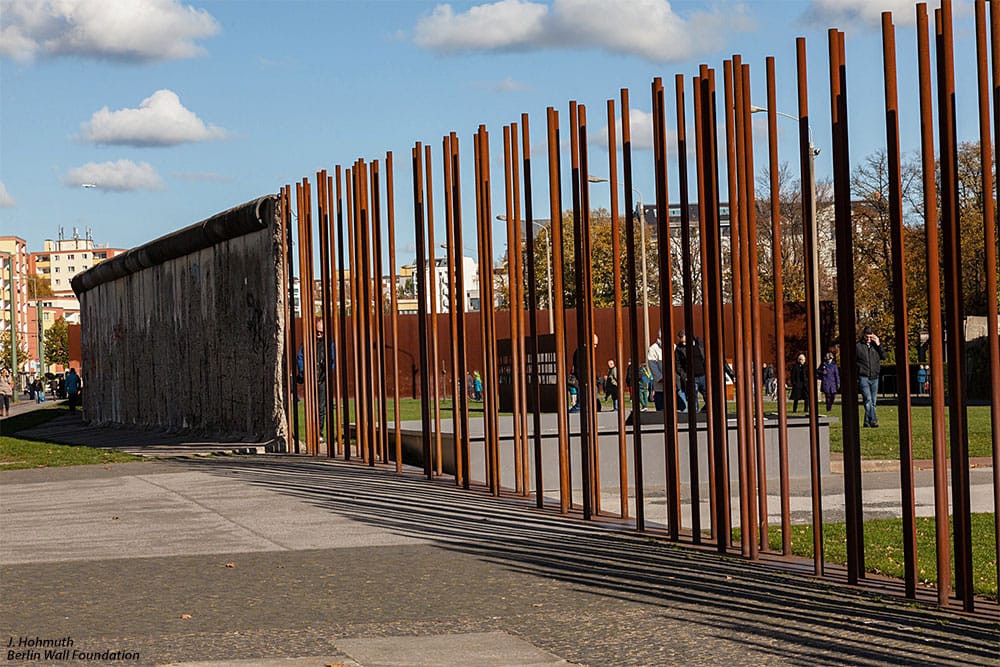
(77, 196), (287, 446)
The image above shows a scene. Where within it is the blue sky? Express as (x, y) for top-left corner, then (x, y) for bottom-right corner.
(0, 0), (987, 264)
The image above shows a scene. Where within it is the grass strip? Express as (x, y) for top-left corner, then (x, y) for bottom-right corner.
(0, 407), (142, 470)
(738, 514), (997, 600)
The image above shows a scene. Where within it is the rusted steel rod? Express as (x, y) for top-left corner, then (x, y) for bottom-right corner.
(296, 179), (320, 456)
(346, 167), (364, 462)
(570, 101), (595, 519)
(361, 161), (378, 465)
(607, 99), (629, 519)
(547, 107), (572, 513)
(359, 162), (374, 462)
(442, 135), (462, 483)
(424, 146), (443, 475)
(579, 104), (602, 515)
(325, 173), (343, 456)
(502, 126), (524, 495)
(831, 28), (864, 582)
(881, 11), (918, 598)
(318, 171), (337, 456)
(335, 167), (352, 461)
(652, 77), (680, 537)
(732, 57), (758, 558)
(936, 2), (974, 610)
(692, 75), (719, 539)
(915, 3), (951, 606)
(477, 126), (502, 494)
(697, 67), (730, 554)
(741, 63), (767, 554)
(512, 122), (531, 497)
(765, 58), (792, 556)
(620, 89), (646, 531)
(412, 145), (433, 477)
(357, 161), (376, 466)
(485, 126), (502, 495)
(522, 115), (546, 508)
(674, 74), (701, 541)
(473, 126), (498, 493)
(449, 133), (472, 488)
(385, 154), (402, 473)
(371, 160), (389, 464)
(797, 38), (824, 576)
(975, 0), (1000, 600)
(725, 59), (751, 555)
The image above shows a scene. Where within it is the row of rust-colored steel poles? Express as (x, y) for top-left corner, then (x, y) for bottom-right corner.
(278, 0), (996, 613)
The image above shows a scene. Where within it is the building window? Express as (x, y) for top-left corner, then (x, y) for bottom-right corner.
(82, 253), (88, 259)
(67, 254), (75, 260)
(68, 266), (75, 272)
(54, 267), (60, 273)
(55, 279), (61, 285)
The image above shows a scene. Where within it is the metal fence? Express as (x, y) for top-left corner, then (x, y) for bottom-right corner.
(280, 0), (998, 614)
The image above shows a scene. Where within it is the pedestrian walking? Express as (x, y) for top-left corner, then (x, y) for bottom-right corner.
(64, 368), (82, 412)
(817, 352), (840, 412)
(675, 329), (707, 413)
(605, 359), (619, 411)
(789, 353), (810, 413)
(857, 325), (886, 428)
(472, 371), (483, 401)
(0, 369), (12, 417)
(762, 363), (776, 400)
(647, 330), (666, 411)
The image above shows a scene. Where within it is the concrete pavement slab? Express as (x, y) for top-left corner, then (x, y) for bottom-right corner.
(0, 462), (425, 565)
(1, 457), (997, 666)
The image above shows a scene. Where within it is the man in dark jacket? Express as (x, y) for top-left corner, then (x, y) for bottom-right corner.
(857, 325), (887, 427)
(675, 329), (707, 413)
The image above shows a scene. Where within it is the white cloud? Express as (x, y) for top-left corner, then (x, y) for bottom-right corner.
(803, 0), (925, 27)
(80, 89), (228, 147)
(594, 108), (656, 151)
(414, 0), (753, 62)
(0, 0), (219, 63)
(494, 77), (533, 92)
(415, 0), (548, 52)
(64, 160), (165, 191)
(0, 181), (14, 207)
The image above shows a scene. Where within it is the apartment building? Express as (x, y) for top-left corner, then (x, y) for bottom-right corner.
(0, 237), (30, 371)
(30, 228), (125, 296)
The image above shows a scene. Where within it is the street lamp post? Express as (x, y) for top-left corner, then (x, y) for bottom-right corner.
(751, 105), (822, 362)
(533, 222), (554, 333)
(496, 216), (554, 334)
(588, 176), (650, 354)
(1, 251), (17, 398)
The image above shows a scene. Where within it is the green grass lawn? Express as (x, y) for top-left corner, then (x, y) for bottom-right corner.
(795, 401), (995, 460)
(0, 407), (142, 470)
(746, 513), (998, 600)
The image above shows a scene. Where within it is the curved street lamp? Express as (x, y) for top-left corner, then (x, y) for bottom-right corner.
(587, 175), (651, 355)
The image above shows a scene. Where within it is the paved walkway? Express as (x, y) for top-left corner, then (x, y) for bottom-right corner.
(1, 453), (997, 666)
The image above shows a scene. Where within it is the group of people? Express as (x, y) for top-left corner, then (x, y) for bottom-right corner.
(639, 324), (887, 427)
(0, 367), (83, 418)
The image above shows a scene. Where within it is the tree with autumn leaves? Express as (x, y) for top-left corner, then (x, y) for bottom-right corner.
(500, 142), (993, 369)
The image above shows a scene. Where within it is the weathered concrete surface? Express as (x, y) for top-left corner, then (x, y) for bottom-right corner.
(1, 457), (996, 666)
(74, 197), (286, 445)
